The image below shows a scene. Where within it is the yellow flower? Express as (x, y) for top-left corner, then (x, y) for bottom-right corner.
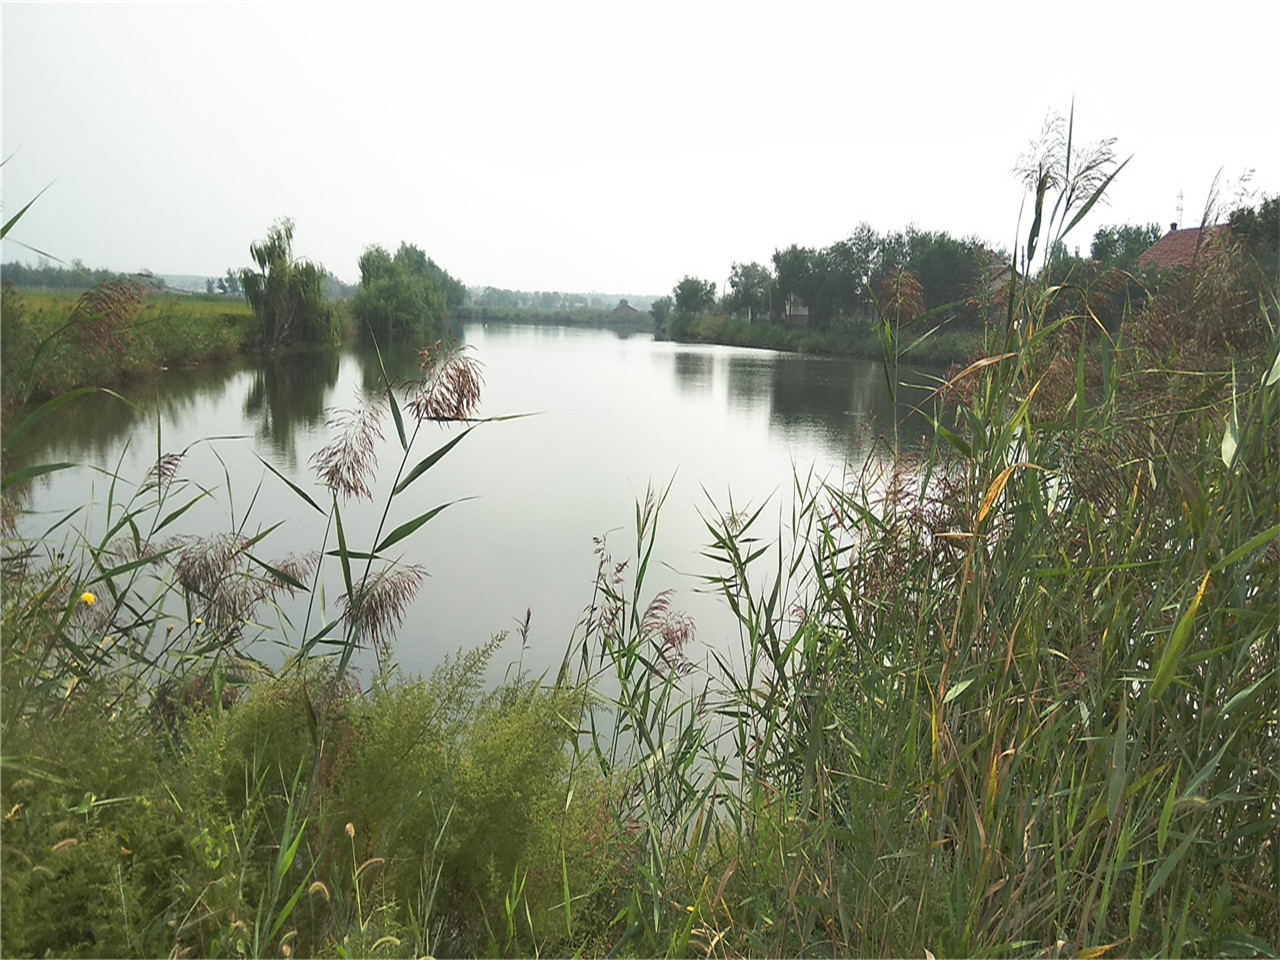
(79, 592), (96, 606)
(193, 618), (203, 626)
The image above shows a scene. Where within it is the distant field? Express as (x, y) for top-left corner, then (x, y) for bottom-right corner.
(1, 286), (256, 403)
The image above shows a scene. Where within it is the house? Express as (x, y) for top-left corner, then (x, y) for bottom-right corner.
(1137, 222), (1230, 272)
(611, 301), (640, 317)
(783, 294), (810, 327)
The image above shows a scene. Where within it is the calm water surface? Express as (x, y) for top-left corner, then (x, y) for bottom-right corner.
(12, 324), (937, 682)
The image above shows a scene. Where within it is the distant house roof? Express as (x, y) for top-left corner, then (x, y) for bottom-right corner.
(611, 303), (639, 316)
(1137, 224), (1230, 271)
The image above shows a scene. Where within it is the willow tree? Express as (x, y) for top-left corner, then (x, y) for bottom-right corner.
(240, 218), (338, 348)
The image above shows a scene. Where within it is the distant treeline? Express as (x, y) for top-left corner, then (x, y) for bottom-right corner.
(468, 287), (654, 313)
(2, 260), (162, 291)
(453, 304), (653, 330)
(659, 201), (1278, 344)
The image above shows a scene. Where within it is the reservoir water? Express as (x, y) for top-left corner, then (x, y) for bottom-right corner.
(8, 323), (938, 684)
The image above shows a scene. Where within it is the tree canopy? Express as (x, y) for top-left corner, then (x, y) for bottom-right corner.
(1090, 223), (1162, 274)
(352, 242), (463, 342)
(240, 219), (338, 348)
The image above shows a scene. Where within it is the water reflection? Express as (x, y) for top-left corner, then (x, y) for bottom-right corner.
(242, 350), (341, 465)
(4, 358), (245, 471)
(672, 352), (714, 396)
(668, 346), (942, 457)
(356, 338), (432, 393)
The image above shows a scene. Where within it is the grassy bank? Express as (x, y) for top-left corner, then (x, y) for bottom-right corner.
(1, 286), (256, 404)
(0, 286), (362, 407)
(660, 311), (985, 364)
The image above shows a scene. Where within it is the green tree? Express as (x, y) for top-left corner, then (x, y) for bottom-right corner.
(1228, 195), (1279, 288)
(772, 245), (830, 326)
(903, 228), (987, 320)
(476, 287), (519, 310)
(726, 261), (773, 322)
(217, 267), (243, 297)
(673, 276), (716, 317)
(1090, 223), (1162, 273)
(240, 219), (338, 348)
(426, 259), (468, 313)
(650, 295), (673, 333)
(352, 242), (450, 342)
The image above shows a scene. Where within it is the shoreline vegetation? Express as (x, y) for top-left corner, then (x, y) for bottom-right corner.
(654, 312), (984, 366)
(0, 286), (259, 406)
(3, 121), (1279, 957)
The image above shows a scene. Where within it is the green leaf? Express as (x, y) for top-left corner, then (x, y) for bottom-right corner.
(388, 387), (408, 452)
(153, 494), (207, 535)
(1144, 826), (1200, 902)
(3, 387), (132, 454)
(1210, 522), (1280, 572)
(86, 546), (176, 586)
(934, 423), (972, 459)
(1158, 766), (1178, 854)
(1150, 573), (1209, 701)
(1221, 365), (1239, 468)
(1180, 732), (1236, 801)
(1129, 859), (1145, 943)
(277, 816), (308, 878)
(333, 498), (355, 601)
(0, 182), (51, 240)
(300, 618), (342, 656)
(1219, 675), (1269, 717)
(374, 499), (473, 553)
(246, 553), (309, 592)
(1108, 691), (1128, 823)
(1264, 347), (1280, 387)
(392, 425), (477, 497)
(323, 550), (382, 561)
(370, 335), (408, 452)
(1061, 156), (1131, 238)
(256, 454), (325, 515)
(1, 461), (77, 492)
(942, 677), (974, 705)
(269, 876), (311, 943)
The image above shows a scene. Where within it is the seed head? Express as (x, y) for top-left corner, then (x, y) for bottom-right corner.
(407, 341), (483, 423)
(310, 396), (384, 501)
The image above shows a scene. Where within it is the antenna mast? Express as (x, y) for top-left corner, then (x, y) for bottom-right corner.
(1176, 191), (1184, 229)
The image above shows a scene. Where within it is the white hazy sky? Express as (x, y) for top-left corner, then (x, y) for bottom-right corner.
(3, 1), (1277, 295)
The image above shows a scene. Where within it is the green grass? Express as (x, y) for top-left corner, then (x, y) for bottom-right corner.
(1, 286), (256, 404)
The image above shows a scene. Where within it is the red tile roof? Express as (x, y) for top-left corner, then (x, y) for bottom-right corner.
(1137, 224), (1230, 271)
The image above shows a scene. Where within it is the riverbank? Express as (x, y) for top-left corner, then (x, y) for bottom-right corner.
(0, 285), (374, 411)
(0, 286), (258, 405)
(658, 312), (985, 365)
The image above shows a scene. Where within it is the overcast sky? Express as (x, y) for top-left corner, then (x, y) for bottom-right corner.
(3, 1), (1277, 295)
